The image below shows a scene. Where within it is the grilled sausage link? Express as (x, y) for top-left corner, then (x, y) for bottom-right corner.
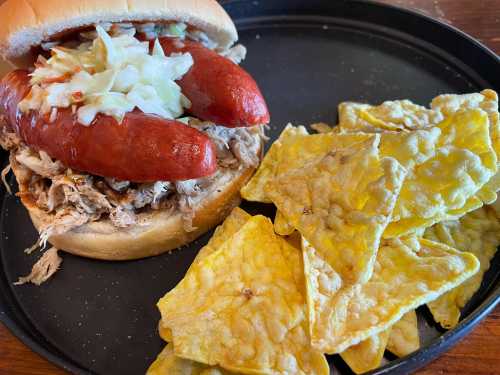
(157, 37), (270, 128)
(0, 70), (217, 182)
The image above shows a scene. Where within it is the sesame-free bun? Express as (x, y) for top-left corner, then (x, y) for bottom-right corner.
(0, 0), (237, 61)
(11, 159), (260, 260)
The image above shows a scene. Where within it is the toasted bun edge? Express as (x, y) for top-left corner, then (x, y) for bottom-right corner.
(0, 0), (238, 61)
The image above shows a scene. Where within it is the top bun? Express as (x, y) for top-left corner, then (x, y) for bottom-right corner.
(0, 0), (238, 61)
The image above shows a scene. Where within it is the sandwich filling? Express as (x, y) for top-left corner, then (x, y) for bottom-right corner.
(1, 122), (262, 246)
(19, 23), (245, 125)
(1, 22), (262, 247)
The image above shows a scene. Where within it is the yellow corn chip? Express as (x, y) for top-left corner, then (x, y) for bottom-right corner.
(431, 90), (499, 159)
(310, 122), (334, 133)
(383, 109), (497, 237)
(147, 343), (231, 375)
(158, 216), (329, 375)
(159, 322), (173, 342)
(241, 125), (373, 204)
(274, 210), (295, 236)
(338, 99), (442, 133)
(302, 237), (479, 353)
(340, 329), (391, 374)
(267, 136), (406, 284)
(158, 208), (253, 343)
(340, 309), (419, 373)
(193, 207), (251, 265)
(432, 90), (500, 203)
(386, 310), (420, 357)
(338, 91), (500, 232)
(241, 124), (308, 203)
(424, 205), (500, 328)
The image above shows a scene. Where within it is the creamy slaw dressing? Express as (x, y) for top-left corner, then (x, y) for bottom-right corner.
(19, 25), (193, 125)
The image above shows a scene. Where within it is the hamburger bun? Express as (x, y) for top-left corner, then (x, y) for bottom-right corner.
(0, 0), (237, 62)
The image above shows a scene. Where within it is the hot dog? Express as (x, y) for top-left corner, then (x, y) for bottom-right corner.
(156, 38), (270, 128)
(0, 70), (217, 182)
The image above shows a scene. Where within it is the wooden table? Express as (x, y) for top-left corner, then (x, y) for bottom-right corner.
(1, 0), (499, 374)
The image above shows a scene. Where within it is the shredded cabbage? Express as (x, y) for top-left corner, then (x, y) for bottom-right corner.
(19, 25), (193, 125)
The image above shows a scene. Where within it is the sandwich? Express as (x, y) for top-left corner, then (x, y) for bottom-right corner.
(0, 0), (269, 260)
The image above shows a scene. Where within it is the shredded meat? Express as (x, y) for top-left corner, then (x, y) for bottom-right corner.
(46, 174), (112, 214)
(105, 177), (130, 192)
(175, 180), (199, 196)
(39, 208), (93, 247)
(178, 195), (197, 232)
(230, 139), (260, 167)
(191, 120), (261, 168)
(1, 163), (11, 194)
(110, 206), (136, 227)
(14, 247), (62, 285)
(132, 181), (172, 209)
(15, 148), (64, 178)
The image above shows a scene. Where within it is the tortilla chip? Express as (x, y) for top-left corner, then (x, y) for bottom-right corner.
(193, 207), (251, 265)
(340, 329), (391, 374)
(241, 124), (308, 203)
(147, 343), (231, 375)
(338, 99), (442, 133)
(383, 109), (497, 237)
(267, 136), (406, 284)
(241, 125), (372, 204)
(274, 210), (295, 236)
(386, 310), (419, 357)
(158, 216), (329, 375)
(424, 204), (500, 328)
(302, 237), (479, 353)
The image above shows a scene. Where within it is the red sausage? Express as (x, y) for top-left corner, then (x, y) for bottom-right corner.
(157, 38), (270, 128)
(0, 70), (217, 182)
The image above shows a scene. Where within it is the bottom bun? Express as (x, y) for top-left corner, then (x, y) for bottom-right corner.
(13, 164), (257, 261)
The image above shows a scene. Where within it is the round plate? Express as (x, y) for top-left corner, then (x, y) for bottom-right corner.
(1, 1), (499, 374)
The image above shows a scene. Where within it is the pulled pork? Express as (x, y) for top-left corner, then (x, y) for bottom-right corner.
(0, 123), (262, 244)
(14, 247), (62, 285)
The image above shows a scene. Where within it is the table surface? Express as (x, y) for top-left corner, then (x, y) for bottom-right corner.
(1, 0), (500, 374)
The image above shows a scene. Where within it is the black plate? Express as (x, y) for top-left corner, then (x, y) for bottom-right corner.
(1, 1), (499, 374)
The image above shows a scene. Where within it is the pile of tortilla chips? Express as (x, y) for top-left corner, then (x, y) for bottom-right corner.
(149, 90), (500, 374)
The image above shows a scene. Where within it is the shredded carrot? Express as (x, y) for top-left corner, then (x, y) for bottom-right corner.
(71, 91), (84, 102)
